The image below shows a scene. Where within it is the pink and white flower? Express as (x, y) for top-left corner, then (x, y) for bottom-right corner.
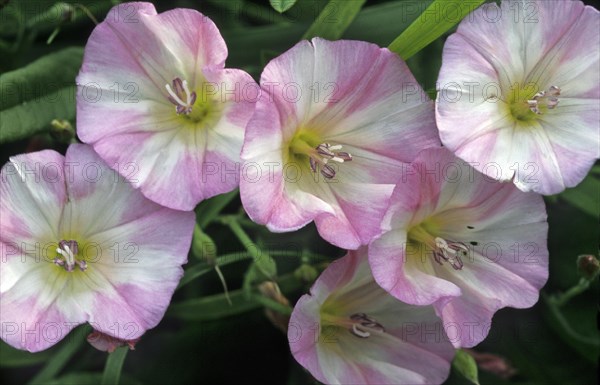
(77, 2), (257, 211)
(368, 148), (548, 347)
(0, 144), (194, 352)
(436, 0), (599, 195)
(289, 248), (454, 385)
(240, 38), (440, 249)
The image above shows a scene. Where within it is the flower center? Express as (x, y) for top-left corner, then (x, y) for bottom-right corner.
(407, 222), (471, 271)
(166, 78), (196, 115)
(509, 84), (561, 121)
(433, 237), (466, 270)
(348, 312), (386, 339)
(54, 240), (87, 272)
(288, 131), (352, 179)
(165, 77), (220, 125)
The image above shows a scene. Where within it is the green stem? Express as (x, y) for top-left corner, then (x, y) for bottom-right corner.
(28, 325), (90, 384)
(251, 294), (293, 316)
(224, 217), (276, 278)
(542, 292), (600, 347)
(549, 278), (591, 307)
(177, 252), (253, 290)
(101, 346), (129, 385)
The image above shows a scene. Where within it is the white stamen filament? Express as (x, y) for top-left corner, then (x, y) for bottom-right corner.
(165, 83), (188, 107)
(434, 237), (467, 270)
(56, 245), (75, 269)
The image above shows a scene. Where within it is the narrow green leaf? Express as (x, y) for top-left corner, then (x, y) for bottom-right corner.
(0, 341), (52, 368)
(28, 325), (90, 384)
(0, 47), (82, 143)
(101, 346), (128, 385)
(452, 349), (480, 385)
(303, 0), (366, 40)
(558, 173), (600, 218)
(194, 190), (238, 229)
(177, 252), (252, 290)
(168, 274), (301, 321)
(270, 0), (297, 13)
(388, 0), (485, 59)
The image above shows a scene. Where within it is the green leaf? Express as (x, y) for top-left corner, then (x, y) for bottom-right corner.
(452, 349), (480, 385)
(557, 173), (600, 218)
(28, 325), (90, 384)
(0, 341), (52, 367)
(388, 0), (485, 59)
(303, 0), (366, 40)
(177, 252), (252, 290)
(0, 46), (82, 143)
(168, 274), (301, 321)
(101, 346), (129, 385)
(194, 190), (238, 229)
(270, 0), (297, 13)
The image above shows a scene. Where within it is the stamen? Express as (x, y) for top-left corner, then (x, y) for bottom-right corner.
(310, 142), (353, 179)
(349, 313), (385, 339)
(55, 240), (87, 272)
(528, 85), (561, 114)
(433, 237), (467, 270)
(165, 77), (196, 115)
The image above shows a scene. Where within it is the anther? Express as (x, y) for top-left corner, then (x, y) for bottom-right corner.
(433, 237), (467, 270)
(310, 143), (352, 179)
(55, 240), (87, 272)
(528, 85), (560, 114)
(165, 78), (197, 115)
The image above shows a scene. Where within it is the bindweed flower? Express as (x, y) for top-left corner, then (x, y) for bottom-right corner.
(0, 144), (194, 352)
(436, 0), (599, 194)
(368, 148), (548, 347)
(288, 248), (454, 385)
(240, 38), (440, 249)
(77, 2), (257, 210)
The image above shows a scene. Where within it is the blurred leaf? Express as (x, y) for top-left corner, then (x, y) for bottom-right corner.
(542, 292), (600, 363)
(169, 284), (263, 321)
(225, 2), (425, 71)
(558, 173), (600, 218)
(270, 0), (297, 13)
(0, 341), (52, 367)
(28, 325), (90, 384)
(101, 347), (128, 385)
(452, 349), (480, 385)
(44, 373), (103, 385)
(178, 252), (252, 290)
(303, 0), (366, 40)
(0, 46), (82, 143)
(44, 372), (140, 385)
(388, 0), (485, 59)
(260, 49), (280, 67)
(194, 190), (238, 229)
(168, 274), (300, 321)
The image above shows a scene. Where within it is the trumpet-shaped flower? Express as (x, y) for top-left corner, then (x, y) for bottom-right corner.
(436, 0), (599, 194)
(77, 2), (257, 210)
(288, 249), (454, 385)
(0, 144), (194, 352)
(368, 148), (548, 347)
(240, 38), (440, 249)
